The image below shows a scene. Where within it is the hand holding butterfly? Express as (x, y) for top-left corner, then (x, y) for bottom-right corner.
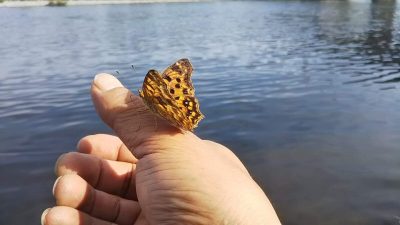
(41, 74), (281, 225)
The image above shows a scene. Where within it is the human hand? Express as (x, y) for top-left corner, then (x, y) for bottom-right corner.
(41, 74), (281, 225)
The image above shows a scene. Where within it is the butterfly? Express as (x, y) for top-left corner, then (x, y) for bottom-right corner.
(139, 58), (204, 131)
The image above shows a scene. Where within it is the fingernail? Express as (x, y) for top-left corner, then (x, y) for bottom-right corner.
(52, 176), (62, 196)
(94, 73), (123, 91)
(41, 208), (50, 225)
(54, 153), (65, 176)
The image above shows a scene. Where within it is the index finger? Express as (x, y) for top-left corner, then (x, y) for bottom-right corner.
(77, 134), (137, 163)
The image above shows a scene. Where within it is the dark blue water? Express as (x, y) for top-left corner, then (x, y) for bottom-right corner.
(1, 1), (400, 224)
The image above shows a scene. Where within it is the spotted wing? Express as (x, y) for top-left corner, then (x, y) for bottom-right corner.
(161, 59), (204, 130)
(139, 69), (190, 130)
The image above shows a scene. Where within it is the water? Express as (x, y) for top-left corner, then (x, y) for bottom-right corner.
(1, 1), (400, 224)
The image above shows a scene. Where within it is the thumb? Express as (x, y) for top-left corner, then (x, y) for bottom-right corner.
(91, 73), (180, 158)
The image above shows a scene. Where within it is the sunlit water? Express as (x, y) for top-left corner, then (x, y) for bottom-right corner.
(1, 1), (400, 224)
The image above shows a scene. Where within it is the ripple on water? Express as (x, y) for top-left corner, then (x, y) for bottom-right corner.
(2, 1), (400, 225)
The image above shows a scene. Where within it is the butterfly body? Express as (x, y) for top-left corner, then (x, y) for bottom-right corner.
(139, 59), (204, 131)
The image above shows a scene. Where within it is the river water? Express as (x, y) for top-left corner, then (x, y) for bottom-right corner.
(1, 1), (400, 224)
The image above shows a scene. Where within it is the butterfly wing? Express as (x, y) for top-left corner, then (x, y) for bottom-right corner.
(139, 69), (190, 130)
(161, 59), (204, 130)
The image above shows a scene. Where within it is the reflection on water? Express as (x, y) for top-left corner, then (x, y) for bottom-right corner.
(318, 0), (400, 87)
(1, 1), (400, 224)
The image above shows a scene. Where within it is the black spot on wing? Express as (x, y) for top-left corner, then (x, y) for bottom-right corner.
(164, 76), (172, 82)
(183, 99), (189, 106)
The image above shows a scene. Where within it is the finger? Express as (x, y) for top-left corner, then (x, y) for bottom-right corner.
(91, 73), (181, 158)
(53, 174), (140, 225)
(55, 152), (137, 200)
(77, 134), (137, 163)
(42, 206), (130, 225)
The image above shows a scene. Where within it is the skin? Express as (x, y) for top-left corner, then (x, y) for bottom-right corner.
(41, 73), (281, 225)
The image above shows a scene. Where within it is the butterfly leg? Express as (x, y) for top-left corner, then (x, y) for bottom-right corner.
(134, 122), (142, 132)
(129, 94), (134, 103)
(154, 116), (158, 131)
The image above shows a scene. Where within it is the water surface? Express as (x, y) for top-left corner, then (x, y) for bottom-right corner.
(1, 1), (400, 224)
